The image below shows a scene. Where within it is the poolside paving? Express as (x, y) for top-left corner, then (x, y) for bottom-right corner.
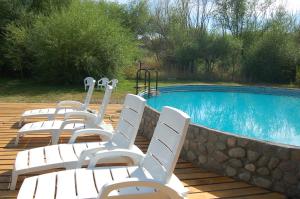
(0, 103), (286, 199)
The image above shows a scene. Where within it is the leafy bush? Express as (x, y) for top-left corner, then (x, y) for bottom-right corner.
(3, 24), (31, 77)
(243, 29), (298, 83)
(25, 0), (138, 84)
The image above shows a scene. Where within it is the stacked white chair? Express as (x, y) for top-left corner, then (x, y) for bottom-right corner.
(17, 106), (190, 199)
(97, 77), (109, 90)
(19, 77), (96, 127)
(15, 85), (113, 145)
(10, 94), (146, 190)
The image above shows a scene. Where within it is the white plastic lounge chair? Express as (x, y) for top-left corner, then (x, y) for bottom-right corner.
(10, 94), (146, 190)
(15, 85), (113, 146)
(19, 77), (96, 127)
(108, 78), (118, 89)
(84, 76), (93, 91)
(97, 77), (109, 90)
(17, 106), (190, 199)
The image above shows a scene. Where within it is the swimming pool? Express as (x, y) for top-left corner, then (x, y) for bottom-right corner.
(146, 85), (300, 147)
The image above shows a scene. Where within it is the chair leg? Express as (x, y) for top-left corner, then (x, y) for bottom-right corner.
(51, 132), (60, 145)
(15, 134), (20, 146)
(10, 171), (18, 190)
(18, 118), (24, 128)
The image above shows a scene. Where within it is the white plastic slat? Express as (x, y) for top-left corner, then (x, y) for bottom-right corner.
(127, 166), (155, 194)
(59, 144), (78, 162)
(154, 124), (181, 152)
(17, 176), (38, 199)
(44, 145), (62, 164)
(76, 169), (98, 198)
(117, 120), (134, 140)
(121, 108), (139, 128)
(19, 123), (32, 131)
(34, 173), (56, 199)
(29, 121), (44, 131)
(52, 120), (63, 129)
(93, 167), (113, 191)
(29, 147), (45, 168)
(41, 121), (55, 130)
(15, 150), (29, 170)
(86, 142), (101, 149)
(110, 167), (138, 195)
(56, 170), (77, 199)
(123, 94), (145, 113)
(148, 139), (173, 169)
(142, 154), (166, 182)
(159, 108), (187, 134)
(72, 143), (88, 158)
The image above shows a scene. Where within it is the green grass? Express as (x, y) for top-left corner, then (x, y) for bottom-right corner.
(0, 77), (297, 103)
(0, 77), (196, 103)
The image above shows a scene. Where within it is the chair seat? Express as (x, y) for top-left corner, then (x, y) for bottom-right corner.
(19, 120), (85, 133)
(14, 142), (104, 172)
(18, 166), (178, 199)
(22, 108), (76, 118)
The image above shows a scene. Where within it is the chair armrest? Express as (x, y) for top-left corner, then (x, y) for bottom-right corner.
(64, 111), (97, 120)
(69, 128), (114, 143)
(87, 149), (145, 168)
(59, 119), (86, 131)
(97, 178), (183, 199)
(56, 100), (84, 109)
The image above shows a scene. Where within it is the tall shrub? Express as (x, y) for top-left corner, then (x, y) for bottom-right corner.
(27, 0), (138, 84)
(243, 29), (298, 83)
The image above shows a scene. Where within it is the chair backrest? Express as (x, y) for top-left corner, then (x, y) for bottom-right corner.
(141, 106), (190, 183)
(110, 79), (118, 88)
(111, 94), (146, 149)
(83, 77), (96, 109)
(98, 77), (109, 86)
(96, 85), (113, 124)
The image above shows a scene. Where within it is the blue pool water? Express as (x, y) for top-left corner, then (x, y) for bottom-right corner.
(147, 90), (300, 146)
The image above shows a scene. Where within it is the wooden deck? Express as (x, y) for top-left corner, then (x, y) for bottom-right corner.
(0, 103), (286, 199)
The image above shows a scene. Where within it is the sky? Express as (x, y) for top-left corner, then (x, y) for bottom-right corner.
(109, 0), (300, 13)
(277, 0), (300, 13)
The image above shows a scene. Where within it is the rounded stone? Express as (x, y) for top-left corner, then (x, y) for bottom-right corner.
(184, 140), (189, 151)
(245, 164), (256, 172)
(257, 167), (270, 176)
(213, 151), (229, 163)
(228, 159), (243, 168)
(198, 144), (207, 154)
(227, 138), (237, 147)
(253, 176), (272, 188)
(187, 151), (197, 161)
(284, 173), (298, 184)
(247, 150), (260, 162)
(215, 142), (226, 150)
(257, 156), (269, 167)
(190, 141), (198, 151)
(239, 171), (251, 181)
(268, 157), (280, 170)
(198, 135), (207, 144)
(279, 161), (297, 172)
(208, 133), (218, 142)
(277, 148), (290, 160)
(272, 168), (283, 180)
(273, 181), (285, 193)
(228, 147), (246, 158)
(226, 166), (237, 177)
(198, 155), (207, 164)
(237, 139), (249, 147)
(291, 150), (300, 161)
(206, 143), (215, 154)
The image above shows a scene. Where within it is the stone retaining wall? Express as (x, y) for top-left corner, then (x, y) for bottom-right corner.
(138, 106), (300, 198)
